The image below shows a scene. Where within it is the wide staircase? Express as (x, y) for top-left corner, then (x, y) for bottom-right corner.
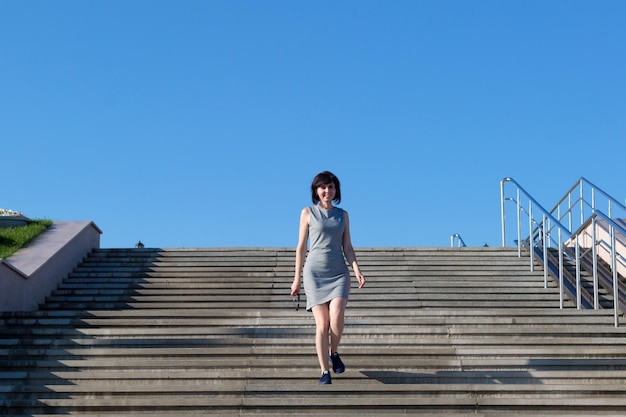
(2, 246), (626, 416)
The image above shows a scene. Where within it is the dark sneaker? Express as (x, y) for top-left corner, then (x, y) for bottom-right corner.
(330, 352), (345, 374)
(319, 371), (332, 385)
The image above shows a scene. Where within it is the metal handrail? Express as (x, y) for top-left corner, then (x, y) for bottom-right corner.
(550, 177), (626, 236)
(500, 178), (573, 307)
(501, 177), (625, 327)
(586, 212), (626, 321)
(450, 234), (467, 247)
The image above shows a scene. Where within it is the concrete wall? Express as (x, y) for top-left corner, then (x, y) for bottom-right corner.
(0, 221), (102, 312)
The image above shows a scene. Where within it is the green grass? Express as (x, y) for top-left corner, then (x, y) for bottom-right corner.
(0, 220), (53, 259)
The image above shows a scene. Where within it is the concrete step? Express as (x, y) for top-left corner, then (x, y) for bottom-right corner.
(5, 391), (626, 417)
(6, 367), (626, 384)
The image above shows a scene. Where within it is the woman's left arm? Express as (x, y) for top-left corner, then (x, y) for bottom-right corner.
(342, 211), (366, 289)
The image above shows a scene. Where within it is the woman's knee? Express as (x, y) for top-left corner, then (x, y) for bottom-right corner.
(312, 305), (330, 329)
(315, 315), (330, 331)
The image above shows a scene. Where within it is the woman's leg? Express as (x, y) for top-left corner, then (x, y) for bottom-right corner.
(311, 303), (331, 372)
(328, 297), (347, 354)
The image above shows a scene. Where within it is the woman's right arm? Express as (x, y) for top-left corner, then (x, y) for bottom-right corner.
(291, 207), (310, 296)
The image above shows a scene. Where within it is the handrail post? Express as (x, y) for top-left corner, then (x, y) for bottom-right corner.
(579, 178), (585, 226)
(501, 179), (507, 247)
(592, 216), (599, 309)
(558, 227), (564, 309)
(591, 186), (596, 212)
(517, 188), (522, 257)
(611, 225), (619, 327)
(575, 233), (581, 309)
(543, 215), (548, 289)
(529, 201), (534, 271)
(567, 192), (573, 232)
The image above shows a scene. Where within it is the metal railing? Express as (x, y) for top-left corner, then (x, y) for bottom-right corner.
(450, 234), (467, 247)
(550, 177), (626, 238)
(501, 177), (626, 327)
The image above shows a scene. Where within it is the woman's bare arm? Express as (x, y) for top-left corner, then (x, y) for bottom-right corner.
(291, 207), (310, 296)
(342, 211), (365, 289)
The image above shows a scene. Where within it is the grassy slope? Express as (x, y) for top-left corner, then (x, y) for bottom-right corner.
(0, 220), (53, 259)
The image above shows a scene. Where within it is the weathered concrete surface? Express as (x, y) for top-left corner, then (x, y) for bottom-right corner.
(0, 221), (101, 311)
(3, 247), (626, 416)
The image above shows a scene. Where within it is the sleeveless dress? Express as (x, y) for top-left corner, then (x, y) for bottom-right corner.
(303, 206), (351, 311)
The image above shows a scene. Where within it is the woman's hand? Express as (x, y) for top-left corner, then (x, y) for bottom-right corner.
(356, 272), (366, 289)
(290, 278), (301, 296)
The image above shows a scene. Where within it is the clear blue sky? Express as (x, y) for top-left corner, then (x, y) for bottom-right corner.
(2, 1), (624, 249)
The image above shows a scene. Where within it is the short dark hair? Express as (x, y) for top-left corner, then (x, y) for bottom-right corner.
(310, 171), (341, 204)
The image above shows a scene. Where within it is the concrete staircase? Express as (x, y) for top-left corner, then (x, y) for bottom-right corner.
(2, 246), (626, 416)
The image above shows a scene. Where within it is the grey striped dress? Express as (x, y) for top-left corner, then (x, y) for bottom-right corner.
(302, 206), (351, 311)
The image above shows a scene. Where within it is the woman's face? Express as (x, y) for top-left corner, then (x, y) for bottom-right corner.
(316, 182), (336, 204)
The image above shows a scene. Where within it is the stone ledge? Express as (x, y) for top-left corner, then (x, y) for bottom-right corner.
(0, 221), (102, 312)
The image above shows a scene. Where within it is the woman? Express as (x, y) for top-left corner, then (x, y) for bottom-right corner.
(291, 171), (366, 385)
